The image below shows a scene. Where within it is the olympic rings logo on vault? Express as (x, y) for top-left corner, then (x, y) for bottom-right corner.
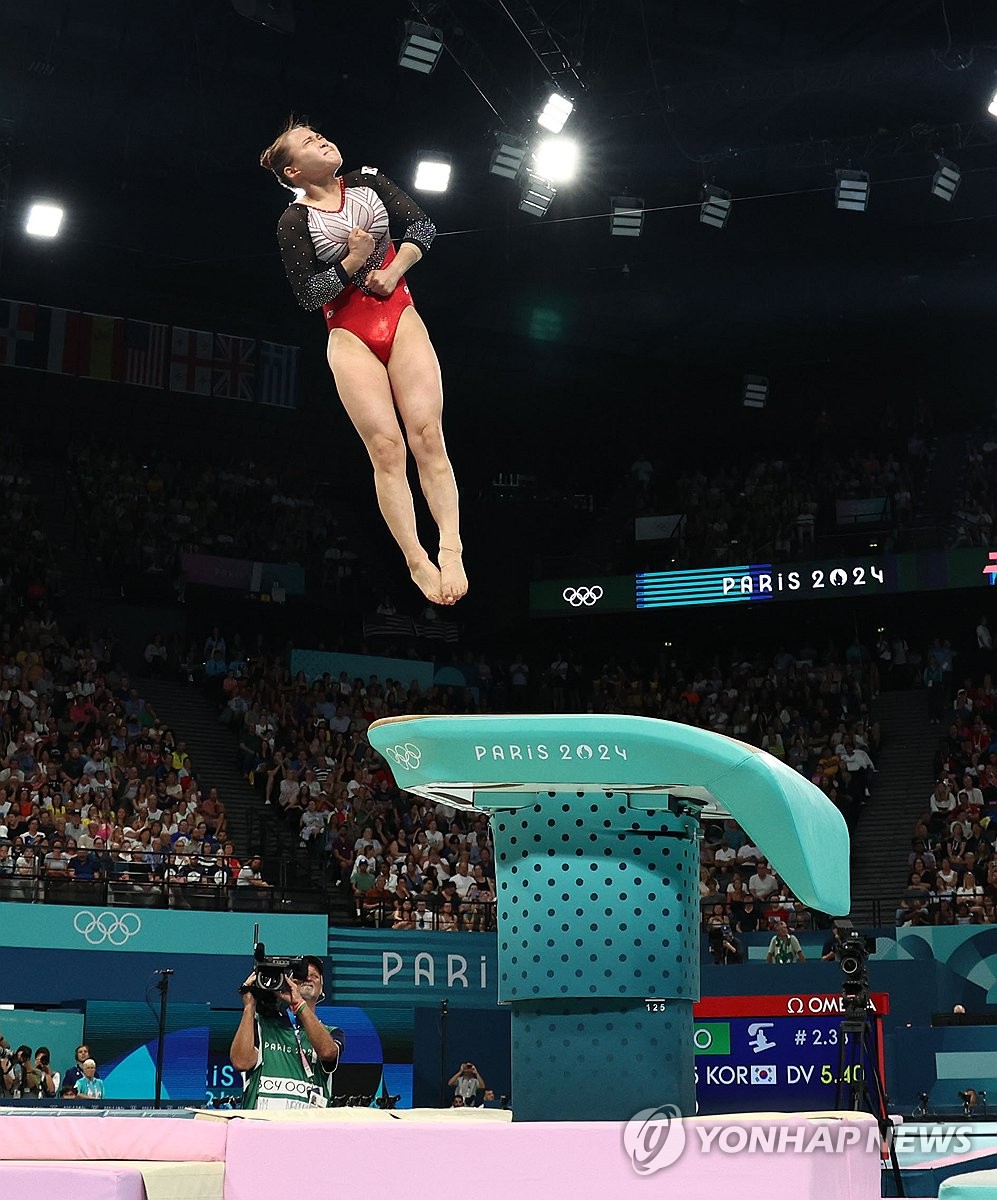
(73, 910), (142, 946)
(562, 585), (604, 607)
(385, 743), (422, 771)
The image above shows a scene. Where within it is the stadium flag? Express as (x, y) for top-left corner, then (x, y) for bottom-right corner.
(27, 305), (79, 374)
(258, 340), (300, 408)
(169, 326), (213, 395)
(212, 333), (256, 402)
(362, 614), (417, 639)
(125, 319), (168, 389)
(413, 616), (459, 644)
(78, 312), (126, 381)
(0, 298), (38, 368)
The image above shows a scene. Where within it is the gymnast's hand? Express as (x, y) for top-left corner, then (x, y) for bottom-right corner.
(347, 226), (375, 260)
(364, 268), (397, 297)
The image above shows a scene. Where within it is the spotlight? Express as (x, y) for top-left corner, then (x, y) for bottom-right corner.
(413, 155), (451, 193)
(931, 155), (961, 202)
(533, 137), (578, 183)
(537, 92), (573, 133)
(742, 375), (768, 409)
(489, 132), (528, 179)
(610, 196), (643, 237)
(25, 202), (64, 238)
(398, 21), (444, 74)
(700, 185), (732, 229)
(519, 171), (556, 217)
(988, 88), (997, 117)
(835, 169), (870, 212)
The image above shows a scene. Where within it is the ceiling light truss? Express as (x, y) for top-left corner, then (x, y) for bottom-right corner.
(495, 0), (586, 95)
(407, 0), (529, 125)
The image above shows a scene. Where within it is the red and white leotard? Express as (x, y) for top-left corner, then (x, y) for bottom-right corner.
(276, 168), (436, 364)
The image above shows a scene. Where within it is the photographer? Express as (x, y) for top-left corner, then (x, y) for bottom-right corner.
(0, 1038), (15, 1097)
(10, 1045), (41, 1097)
(34, 1046), (57, 1097)
(447, 1061), (485, 1107)
(709, 923), (743, 965)
(230, 956), (344, 1110)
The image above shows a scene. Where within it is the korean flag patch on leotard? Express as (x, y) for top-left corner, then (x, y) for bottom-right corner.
(361, 165), (378, 175)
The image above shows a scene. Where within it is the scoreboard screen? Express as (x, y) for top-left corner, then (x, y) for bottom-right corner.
(686, 992), (888, 1115)
(694, 1016), (875, 1113)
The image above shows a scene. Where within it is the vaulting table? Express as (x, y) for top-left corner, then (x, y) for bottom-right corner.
(368, 714), (850, 1122)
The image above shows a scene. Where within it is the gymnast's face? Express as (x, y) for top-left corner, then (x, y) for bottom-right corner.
(283, 127), (342, 186)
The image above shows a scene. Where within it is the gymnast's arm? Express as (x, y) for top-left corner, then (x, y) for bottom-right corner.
(276, 204), (369, 311)
(347, 169), (436, 285)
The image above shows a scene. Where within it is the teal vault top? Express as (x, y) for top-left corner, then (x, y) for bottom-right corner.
(367, 713), (850, 915)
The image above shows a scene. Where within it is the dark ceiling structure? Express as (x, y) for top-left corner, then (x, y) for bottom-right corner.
(4, 0), (997, 429)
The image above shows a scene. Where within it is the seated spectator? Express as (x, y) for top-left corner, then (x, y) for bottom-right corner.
(299, 800), (326, 847)
(712, 838), (736, 867)
(704, 902), (727, 936)
(237, 854), (271, 889)
(413, 898), (433, 930)
(360, 868), (393, 923)
(350, 856), (376, 904)
(957, 870), (984, 901)
(699, 866), (721, 901)
(75, 1058), (104, 1100)
(942, 824), (969, 871)
(928, 780), (958, 838)
(734, 897), (764, 934)
(748, 860), (780, 904)
(908, 837), (937, 870)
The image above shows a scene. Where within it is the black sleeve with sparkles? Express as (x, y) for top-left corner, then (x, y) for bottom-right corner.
(343, 169), (437, 255)
(276, 204), (351, 311)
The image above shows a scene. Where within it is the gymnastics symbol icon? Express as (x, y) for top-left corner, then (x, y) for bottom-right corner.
(562, 585), (604, 608)
(384, 743), (422, 771)
(73, 910), (142, 946)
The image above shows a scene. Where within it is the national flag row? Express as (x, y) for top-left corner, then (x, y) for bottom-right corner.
(0, 299), (300, 408)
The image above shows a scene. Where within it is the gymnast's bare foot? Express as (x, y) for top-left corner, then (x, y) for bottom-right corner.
(438, 543), (468, 606)
(409, 556), (444, 605)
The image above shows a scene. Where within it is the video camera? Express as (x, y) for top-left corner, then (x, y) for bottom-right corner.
(835, 926), (876, 980)
(833, 919), (876, 1030)
(250, 925), (309, 1013)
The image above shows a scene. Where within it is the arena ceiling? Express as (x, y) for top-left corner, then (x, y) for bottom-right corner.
(4, 0), (997, 380)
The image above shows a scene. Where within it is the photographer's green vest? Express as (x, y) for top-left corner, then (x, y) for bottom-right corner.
(242, 1011), (345, 1111)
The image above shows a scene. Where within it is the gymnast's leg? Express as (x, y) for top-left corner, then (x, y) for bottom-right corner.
(387, 308), (468, 605)
(327, 328), (444, 604)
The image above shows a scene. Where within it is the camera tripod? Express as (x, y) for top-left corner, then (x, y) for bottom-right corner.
(836, 994), (904, 1198)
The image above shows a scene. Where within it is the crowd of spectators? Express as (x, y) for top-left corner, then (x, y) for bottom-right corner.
(196, 619), (885, 934)
(0, 545), (242, 905)
(68, 443), (364, 598)
(899, 673), (997, 925)
(950, 413), (997, 547)
(0, 450), (62, 626)
(629, 428), (929, 569)
(207, 652), (496, 931)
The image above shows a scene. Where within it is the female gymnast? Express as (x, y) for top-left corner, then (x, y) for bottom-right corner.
(259, 118), (467, 606)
